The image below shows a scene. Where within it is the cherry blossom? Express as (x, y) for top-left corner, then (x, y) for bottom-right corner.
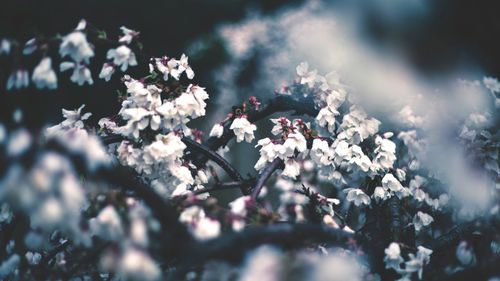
(230, 117), (256, 143)
(32, 57), (58, 89)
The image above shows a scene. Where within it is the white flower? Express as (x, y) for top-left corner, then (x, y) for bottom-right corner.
(255, 138), (279, 170)
(99, 63), (115, 81)
(229, 196), (251, 217)
(25, 252), (42, 265)
(32, 57), (57, 89)
(399, 106), (424, 127)
(382, 173), (403, 192)
(6, 129), (32, 157)
(373, 186), (390, 202)
(89, 205), (124, 241)
(404, 246), (432, 280)
(209, 123), (224, 138)
(118, 248), (160, 281)
(6, 69), (29, 90)
(193, 217), (221, 240)
(456, 241), (476, 266)
(154, 57), (178, 81)
(116, 108), (150, 139)
(483, 76), (500, 93)
(63, 104), (92, 128)
(0, 39), (11, 55)
(143, 133), (186, 164)
(23, 38), (37, 55)
(310, 138), (333, 166)
(413, 189), (427, 202)
(47, 104), (92, 135)
(107, 45), (137, 71)
(230, 117), (256, 143)
(296, 62), (317, 87)
(345, 188), (371, 206)
(270, 118), (290, 135)
(31, 198), (63, 228)
(373, 136), (397, 170)
(177, 54), (194, 79)
(282, 158), (301, 179)
(384, 243), (404, 270)
(316, 107), (338, 133)
(0, 254), (20, 278)
(60, 62), (93, 86)
(59, 30), (94, 63)
(282, 132), (307, 157)
(119, 26), (138, 45)
(413, 211), (433, 232)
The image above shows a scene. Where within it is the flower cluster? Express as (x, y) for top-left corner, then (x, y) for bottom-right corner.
(384, 243), (433, 280)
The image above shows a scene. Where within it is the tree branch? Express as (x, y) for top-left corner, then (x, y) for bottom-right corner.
(181, 137), (248, 194)
(196, 94), (318, 166)
(193, 180), (254, 195)
(250, 158), (284, 200)
(179, 223), (356, 269)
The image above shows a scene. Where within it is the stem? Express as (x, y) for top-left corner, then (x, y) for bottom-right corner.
(250, 158), (284, 200)
(182, 137), (248, 194)
(193, 181), (252, 195)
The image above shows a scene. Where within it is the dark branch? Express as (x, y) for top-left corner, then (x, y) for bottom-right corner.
(182, 137), (248, 194)
(250, 158), (285, 200)
(193, 180), (253, 195)
(197, 94), (318, 166)
(180, 223), (356, 267)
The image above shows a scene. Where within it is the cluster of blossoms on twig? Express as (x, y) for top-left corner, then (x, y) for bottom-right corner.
(1, 20), (141, 90)
(0, 19), (498, 281)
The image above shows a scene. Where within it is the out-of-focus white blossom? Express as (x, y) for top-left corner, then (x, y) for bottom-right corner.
(413, 211), (434, 232)
(483, 77), (500, 93)
(296, 62), (317, 88)
(32, 57), (57, 89)
(403, 246), (432, 280)
(384, 243), (404, 271)
(99, 63), (115, 81)
(6, 129), (32, 157)
(89, 205), (124, 241)
(455, 241), (476, 266)
(0, 254), (20, 279)
(25, 252), (42, 265)
(6, 69), (29, 90)
(59, 25), (94, 63)
(345, 188), (371, 206)
(107, 45), (137, 72)
(117, 248), (160, 281)
(60, 62), (93, 86)
(0, 39), (11, 55)
(239, 246), (283, 281)
(179, 206), (220, 240)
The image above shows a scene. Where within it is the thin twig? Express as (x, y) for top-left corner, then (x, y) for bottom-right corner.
(182, 137), (248, 194)
(250, 158), (284, 200)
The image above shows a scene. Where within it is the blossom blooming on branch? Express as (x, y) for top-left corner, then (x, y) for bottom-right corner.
(230, 117), (256, 143)
(209, 123), (224, 138)
(384, 242), (404, 270)
(0, 19), (498, 281)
